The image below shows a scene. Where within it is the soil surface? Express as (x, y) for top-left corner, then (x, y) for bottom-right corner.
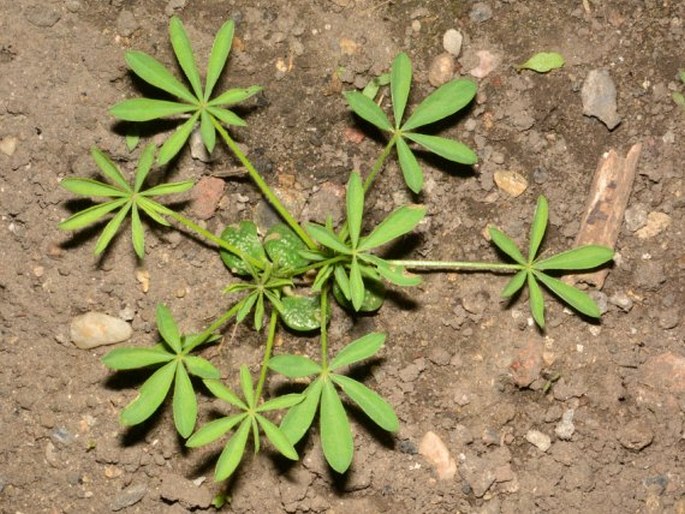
(1, 1), (684, 513)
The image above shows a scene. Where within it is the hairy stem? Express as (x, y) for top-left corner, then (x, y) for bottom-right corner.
(212, 119), (317, 250)
(164, 209), (264, 270)
(255, 309), (279, 400)
(388, 259), (522, 272)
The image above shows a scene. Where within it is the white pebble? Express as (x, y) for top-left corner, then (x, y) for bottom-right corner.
(525, 429), (551, 452)
(70, 312), (132, 349)
(443, 29), (463, 57)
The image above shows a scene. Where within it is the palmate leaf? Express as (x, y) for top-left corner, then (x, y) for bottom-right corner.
(329, 332), (385, 370)
(204, 20), (235, 101)
(320, 379), (354, 473)
(102, 346), (174, 370)
(157, 304), (182, 353)
(186, 413), (247, 448)
(60, 178), (128, 198)
(528, 195), (548, 260)
(403, 132), (477, 165)
(390, 52), (412, 128)
(93, 200), (132, 255)
(110, 98), (196, 122)
(401, 79), (477, 131)
(306, 224), (351, 255)
(125, 50), (197, 105)
(255, 414), (298, 460)
(534, 245), (614, 271)
(347, 172), (364, 248)
(489, 227), (526, 265)
(58, 198), (128, 231)
(280, 378), (323, 444)
(158, 111), (200, 165)
(358, 204), (426, 251)
(208, 86), (262, 107)
(120, 360), (177, 426)
(396, 136), (423, 194)
(169, 17), (203, 99)
(344, 90), (393, 131)
(215, 419), (250, 481)
(349, 258), (365, 311)
(331, 374), (399, 432)
(533, 271), (601, 318)
(173, 363), (197, 438)
(527, 272), (545, 328)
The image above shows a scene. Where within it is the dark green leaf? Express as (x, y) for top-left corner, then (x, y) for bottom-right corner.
(280, 378), (322, 444)
(120, 361), (176, 426)
(333, 265), (351, 301)
(349, 258), (365, 311)
(125, 50), (197, 105)
(534, 271), (601, 318)
(215, 419), (250, 481)
(501, 270), (527, 297)
(403, 133), (477, 165)
(58, 199), (128, 231)
(256, 414), (298, 460)
(250, 417), (260, 455)
(402, 79), (477, 131)
(390, 52), (412, 128)
(264, 224), (310, 269)
(331, 374), (398, 432)
(93, 201), (131, 255)
(204, 20), (235, 101)
(156, 304), (182, 353)
(534, 245), (614, 271)
(173, 363), (197, 438)
(333, 276), (385, 312)
(186, 413), (247, 448)
(346, 172), (364, 248)
(344, 90), (393, 131)
(169, 17), (203, 99)
(358, 204), (426, 251)
(396, 136), (423, 193)
(488, 227), (526, 265)
(320, 379), (353, 473)
(109, 98), (196, 122)
(101, 346), (173, 370)
(236, 293), (258, 324)
(330, 332), (385, 370)
(60, 178), (128, 198)
(528, 195), (548, 261)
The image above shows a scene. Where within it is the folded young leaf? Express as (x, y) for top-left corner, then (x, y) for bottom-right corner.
(347, 172), (364, 248)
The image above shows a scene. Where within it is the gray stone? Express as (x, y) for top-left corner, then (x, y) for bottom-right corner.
(582, 69), (621, 129)
(159, 473), (213, 509)
(116, 10), (138, 37)
(70, 312), (133, 349)
(111, 483), (147, 511)
(24, 5), (61, 27)
(617, 419), (653, 450)
(555, 409), (575, 440)
(469, 2), (493, 23)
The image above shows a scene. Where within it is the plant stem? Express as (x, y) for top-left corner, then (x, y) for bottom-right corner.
(255, 309), (279, 400)
(320, 285), (329, 370)
(362, 135), (397, 193)
(164, 209), (264, 270)
(289, 255), (347, 277)
(388, 259), (522, 272)
(185, 302), (242, 353)
(212, 119), (317, 251)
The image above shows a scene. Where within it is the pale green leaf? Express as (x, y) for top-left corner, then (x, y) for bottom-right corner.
(133, 143), (157, 193)
(173, 363), (197, 438)
(534, 245), (614, 271)
(58, 199), (128, 231)
(93, 201), (131, 255)
(330, 332), (385, 370)
(120, 361), (176, 426)
(320, 380), (353, 473)
(258, 393), (305, 412)
(184, 356), (221, 379)
(169, 17), (203, 99)
(501, 270), (527, 297)
(395, 136), (423, 193)
(141, 180), (194, 197)
(125, 50), (197, 104)
(306, 224), (351, 255)
(344, 90), (393, 131)
(208, 85), (262, 107)
(101, 346), (173, 370)
(358, 204), (425, 251)
(331, 374), (398, 432)
(349, 258), (365, 311)
(131, 203), (145, 259)
(157, 112), (200, 165)
(136, 197), (171, 226)
(109, 98), (196, 122)
(215, 419), (250, 481)
(186, 413), (247, 448)
(528, 195), (548, 261)
(156, 304), (181, 353)
(534, 271), (601, 318)
(200, 110), (216, 154)
(204, 379), (248, 410)
(91, 147), (130, 192)
(204, 20), (235, 101)
(346, 172), (364, 248)
(527, 273), (545, 328)
(488, 227), (526, 265)
(280, 378), (322, 444)
(206, 106), (246, 126)
(256, 414), (298, 460)
(239, 365), (255, 409)
(403, 133), (477, 165)
(60, 178), (128, 198)
(516, 52), (565, 73)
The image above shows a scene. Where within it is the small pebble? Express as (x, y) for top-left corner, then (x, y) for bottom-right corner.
(428, 52), (455, 87)
(0, 136), (18, 156)
(582, 69), (621, 130)
(419, 431), (456, 480)
(111, 483), (147, 511)
(494, 170), (528, 197)
(70, 312), (133, 349)
(469, 2), (493, 23)
(635, 212), (671, 239)
(608, 291), (633, 312)
(554, 409), (575, 440)
(617, 419), (653, 451)
(525, 429), (551, 452)
(624, 204), (647, 232)
(443, 29), (463, 56)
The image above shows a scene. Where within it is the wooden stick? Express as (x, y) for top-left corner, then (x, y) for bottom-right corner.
(572, 143), (642, 288)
